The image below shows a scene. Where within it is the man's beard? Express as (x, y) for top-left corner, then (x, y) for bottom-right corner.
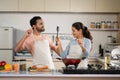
(36, 27), (45, 32)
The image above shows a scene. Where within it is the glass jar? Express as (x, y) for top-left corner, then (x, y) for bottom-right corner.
(101, 21), (106, 29)
(13, 60), (20, 72)
(113, 21), (119, 29)
(107, 35), (113, 43)
(90, 22), (96, 28)
(96, 22), (101, 28)
(20, 59), (26, 71)
(106, 21), (112, 29)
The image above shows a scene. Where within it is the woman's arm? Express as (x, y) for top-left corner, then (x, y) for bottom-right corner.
(78, 38), (91, 58)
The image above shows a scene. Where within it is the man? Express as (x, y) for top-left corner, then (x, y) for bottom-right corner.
(14, 16), (62, 69)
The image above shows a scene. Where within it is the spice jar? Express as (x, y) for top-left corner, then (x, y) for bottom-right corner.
(96, 22), (101, 28)
(101, 21), (106, 29)
(113, 21), (119, 29)
(20, 59), (26, 71)
(90, 22), (96, 28)
(106, 21), (112, 29)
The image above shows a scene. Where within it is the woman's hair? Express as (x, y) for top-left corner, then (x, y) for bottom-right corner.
(83, 26), (93, 43)
(72, 22), (93, 43)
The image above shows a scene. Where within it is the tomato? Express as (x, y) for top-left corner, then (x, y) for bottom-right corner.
(0, 61), (7, 66)
(32, 65), (37, 69)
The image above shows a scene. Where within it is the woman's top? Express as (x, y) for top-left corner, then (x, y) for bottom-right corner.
(60, 38), (91, 59)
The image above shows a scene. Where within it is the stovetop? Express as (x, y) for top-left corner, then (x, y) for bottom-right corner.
(62, 64), (120, 74)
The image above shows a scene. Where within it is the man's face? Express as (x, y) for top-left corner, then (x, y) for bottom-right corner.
(34, 19), (45, 32)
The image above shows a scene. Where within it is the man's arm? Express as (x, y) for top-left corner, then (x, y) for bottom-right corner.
(51, 37), (63, 56)
(14, 29), (32, 53)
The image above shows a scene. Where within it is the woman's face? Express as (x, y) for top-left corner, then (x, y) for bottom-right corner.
(72, 27), (82, 39)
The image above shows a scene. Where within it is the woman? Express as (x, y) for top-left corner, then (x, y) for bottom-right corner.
(57, 22), (92, 68)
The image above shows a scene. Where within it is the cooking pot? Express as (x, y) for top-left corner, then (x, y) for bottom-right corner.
(62, 58), (81, 68)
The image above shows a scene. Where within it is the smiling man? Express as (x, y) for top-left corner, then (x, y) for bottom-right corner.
(14, 16), (62, 70)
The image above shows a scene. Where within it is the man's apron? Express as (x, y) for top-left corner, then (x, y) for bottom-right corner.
(33, 39), (55, 70)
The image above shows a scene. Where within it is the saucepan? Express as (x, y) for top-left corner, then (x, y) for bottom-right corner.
(62, 58), (81, 68)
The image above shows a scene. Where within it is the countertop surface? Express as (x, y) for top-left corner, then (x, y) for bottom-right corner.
(0, 70), (120, 78)
(0, 57), (120, 78)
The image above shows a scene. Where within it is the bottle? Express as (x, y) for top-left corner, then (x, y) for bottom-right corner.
(20, 59), (26, 71)
(13, 60), (20, 72)
(99, 44), (104, 57)
(104, 50), (111, 70)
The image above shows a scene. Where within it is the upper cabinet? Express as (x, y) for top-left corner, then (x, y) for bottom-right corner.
(0, 0), (18, 11)
(0, 0), (120, 12)
(19, 0), (45, 11)
(70, 0), (95, 12)
(45, 0), (70, 12)
(96, 0), (120, 12)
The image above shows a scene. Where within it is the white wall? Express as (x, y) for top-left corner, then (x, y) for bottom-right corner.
(0, 12), (118, 57)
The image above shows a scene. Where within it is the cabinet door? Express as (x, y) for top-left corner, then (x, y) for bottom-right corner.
(96, 0), (120, 12)
(0, 0), (18, 11)
(70, 0), (95, 12)
(19, 0), (45, 11)
(45, 0), (70, 12)
(0, 50), (13, 64)
(0, 27), (13, 49)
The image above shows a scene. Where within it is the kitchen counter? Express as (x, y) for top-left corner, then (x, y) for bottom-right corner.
(0, 71), (120, 80)
(1, 58), (120, 80)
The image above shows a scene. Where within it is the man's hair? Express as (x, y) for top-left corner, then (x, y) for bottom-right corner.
(30, 16), (42, 27)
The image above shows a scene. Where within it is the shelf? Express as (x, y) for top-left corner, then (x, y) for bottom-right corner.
(89, 28), (120, 31)
(106, 43), (120, 46)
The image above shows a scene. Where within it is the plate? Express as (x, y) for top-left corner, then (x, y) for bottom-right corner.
(111, 48), (120, 59)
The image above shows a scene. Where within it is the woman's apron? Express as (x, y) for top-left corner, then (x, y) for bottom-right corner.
(33, 39), (55, 70)
(67, 44), (88, 69)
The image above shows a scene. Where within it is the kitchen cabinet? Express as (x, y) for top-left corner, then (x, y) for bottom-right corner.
(19, 0), (45, 11)
(96, 0), (120, 12)
(70, 0), (95, 12)
(0, 50), (13, 64)
(0, 0), (18, 11)
(45, 0), (70, 12)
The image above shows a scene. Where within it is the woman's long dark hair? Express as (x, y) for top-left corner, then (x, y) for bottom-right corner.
(72, 22), (93, 43)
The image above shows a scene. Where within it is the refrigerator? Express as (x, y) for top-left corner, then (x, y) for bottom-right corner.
(0, 27), (14, 64)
